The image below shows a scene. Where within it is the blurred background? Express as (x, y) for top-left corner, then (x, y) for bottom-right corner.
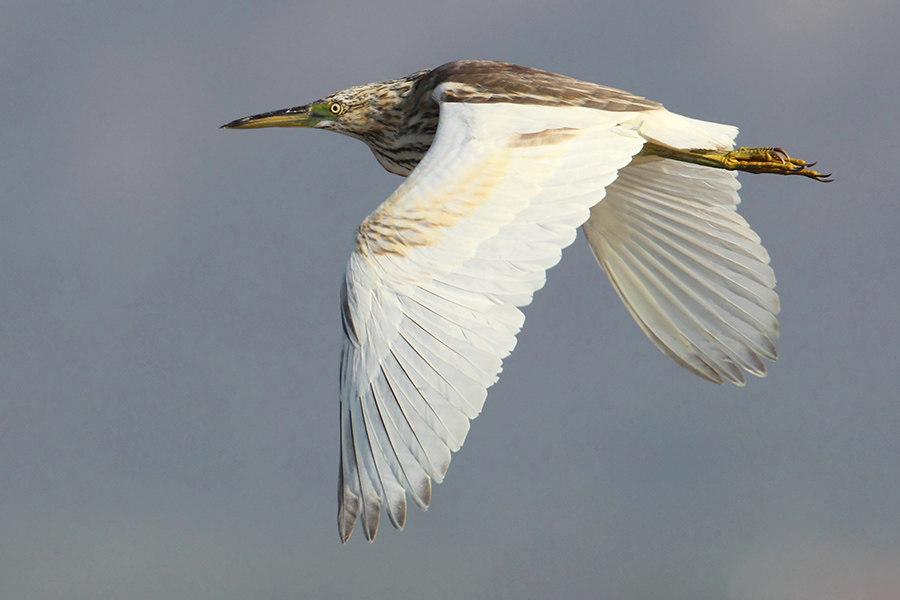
(1, 1), (898, 598)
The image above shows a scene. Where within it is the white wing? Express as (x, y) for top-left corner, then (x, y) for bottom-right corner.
(584, 111), (780, 385)
(338, 87), (648, 541)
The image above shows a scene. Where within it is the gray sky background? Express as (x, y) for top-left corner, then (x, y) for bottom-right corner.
(2, 1), (899, 598)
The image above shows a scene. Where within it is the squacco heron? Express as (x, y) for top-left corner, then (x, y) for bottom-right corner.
(223, 60), (829, 542)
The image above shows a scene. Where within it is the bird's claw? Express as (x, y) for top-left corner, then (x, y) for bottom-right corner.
(712, 147), (833, 182)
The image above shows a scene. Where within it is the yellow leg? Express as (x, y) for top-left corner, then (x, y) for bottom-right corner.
(641, 142), (832, 182)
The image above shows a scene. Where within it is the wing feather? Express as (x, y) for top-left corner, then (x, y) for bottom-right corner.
(584, 148), (780, 385)
(338, 101), (784, 541)
(338, 96), (646, 541)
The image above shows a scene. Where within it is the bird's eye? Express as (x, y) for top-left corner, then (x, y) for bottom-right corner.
(329, 102), (344, 115)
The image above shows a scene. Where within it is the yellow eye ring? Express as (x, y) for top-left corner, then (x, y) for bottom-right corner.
(329, 102), (344, 115)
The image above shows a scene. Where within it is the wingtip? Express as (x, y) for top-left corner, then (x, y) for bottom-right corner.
(363, 512), (380, 542)
(337, 485), (360, 543)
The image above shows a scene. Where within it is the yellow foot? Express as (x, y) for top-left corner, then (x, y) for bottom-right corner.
(641, 142), (832, 182)
(692, 147), (832, 181)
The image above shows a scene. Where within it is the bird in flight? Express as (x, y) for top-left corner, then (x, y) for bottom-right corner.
(223, 60), (829, 543)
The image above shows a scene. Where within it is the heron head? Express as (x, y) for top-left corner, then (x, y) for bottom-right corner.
(222, 71), (439, 176)
(221, 72), (432, 139)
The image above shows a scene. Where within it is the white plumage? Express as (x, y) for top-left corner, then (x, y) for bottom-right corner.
(336, 88), (777, 541)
